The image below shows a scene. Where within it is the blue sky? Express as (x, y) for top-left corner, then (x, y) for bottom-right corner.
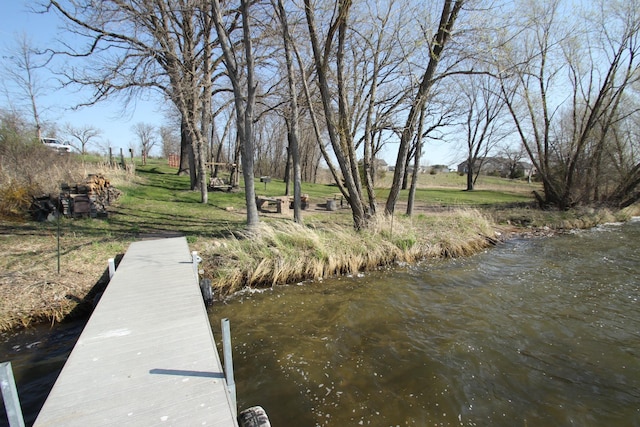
(0, 1), (457, 166)
(0, 1), (167, 155)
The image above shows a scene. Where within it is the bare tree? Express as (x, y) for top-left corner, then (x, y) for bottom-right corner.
(211, 103), (235, 179)
(304, 0), (370, 229)
(159, 125), (180, 158)
(211, 0), (260, 228)
(1, 33), (49, 140)
(385, 0), (465, 215)
(352, 0), (413, 215)
(297, 118), (323, 182)
(497, 0), (640, 208)
(292, 24), (346, 192)
(43, 0), (223, 203)
(132, 122), (157, 165)
(496, 0), (573, 207)
(271, 0), (305, 223)
(406, 106), (427, 216)
(63, 123), (102, 154)
(605, 105), (640, 207)
(406, 92), (459, 215)
(457, 73), (508, 191)
(499, 142), (530, 180)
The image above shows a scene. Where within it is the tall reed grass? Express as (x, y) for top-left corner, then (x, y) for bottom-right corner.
(201, 209), (497, 296)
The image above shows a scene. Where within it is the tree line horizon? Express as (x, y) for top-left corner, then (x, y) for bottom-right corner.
(4, 0), (640, 229)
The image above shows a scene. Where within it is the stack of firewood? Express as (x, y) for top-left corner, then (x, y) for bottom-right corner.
(59, 174), (121, 218)
(31, 174), (121, 220)
(86, 174), (121, 212)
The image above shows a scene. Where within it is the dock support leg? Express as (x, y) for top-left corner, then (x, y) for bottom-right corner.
(221, 318), (237, 418)
(191, 251), (202, 285)
(0, 362), (25, 427)
(108, 258), (116, 279)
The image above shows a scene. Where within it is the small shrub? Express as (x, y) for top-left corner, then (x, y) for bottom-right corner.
(394, 236), (417, 251)
(0, 182), (34, 219)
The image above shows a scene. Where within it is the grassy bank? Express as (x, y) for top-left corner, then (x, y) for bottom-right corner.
(0, 160), (636, 332)
(200, 209), (496, 296)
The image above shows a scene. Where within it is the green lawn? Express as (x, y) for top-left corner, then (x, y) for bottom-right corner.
(68, 159), (536, 239)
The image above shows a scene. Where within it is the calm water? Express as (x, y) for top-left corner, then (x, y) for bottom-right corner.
(2, 219), (639, 426)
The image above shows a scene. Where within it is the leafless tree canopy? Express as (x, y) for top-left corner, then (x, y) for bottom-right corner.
(15, 0), (640, 227)
(63, 123), (102, 154)
(496, 0), (640, 208)
(131, 122), (157, 164)
(0, 34), (52, 140)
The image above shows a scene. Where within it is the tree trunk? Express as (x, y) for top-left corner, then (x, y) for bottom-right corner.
(402, 149), (411, 190)
(211, 0), (259, 228)
(466, 158), (474, 191)
(407, 107), (426, 215)
(385, 0), (463, 215)
(196, 138), (208, 204)
(304, 0), (368, 230)
(231, 140), (241, 188)
(240, 0), (259, 228)
(275, 0), (303, 223)
(181, 119), (197, 189)
(284, 146), (291, 196)
(178, 117), (193, 180)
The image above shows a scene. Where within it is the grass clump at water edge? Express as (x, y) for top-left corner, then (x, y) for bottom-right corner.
(199, 209), (497, 297)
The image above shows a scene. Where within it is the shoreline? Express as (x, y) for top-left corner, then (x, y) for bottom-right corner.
(1, 205), (638, 334)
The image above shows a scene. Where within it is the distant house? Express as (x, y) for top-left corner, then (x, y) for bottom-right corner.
(429, 164), (450, 174)
(358, 158), (389, 172)
(457, 157), (534, 178)
(380, 161), (435, 174)
(514, 161), (536, 178)
(406, 165), (424, 174)
(374, 158), (388, 172)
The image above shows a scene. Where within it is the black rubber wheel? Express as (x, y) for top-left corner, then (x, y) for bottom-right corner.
(238, 406), (271, 427)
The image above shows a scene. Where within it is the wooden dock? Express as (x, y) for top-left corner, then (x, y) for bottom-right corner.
(34, 237), (238, 426)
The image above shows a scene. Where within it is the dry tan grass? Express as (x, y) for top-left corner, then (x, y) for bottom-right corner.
(0, 146), (82, 196)
(0, 148), (138, 330)
(0, 144), (137, 221)
(0, 228), (129, 331)
(199, 209), (497, 297)
(488, 205), (636, 230)
(80, 161), (139, 188)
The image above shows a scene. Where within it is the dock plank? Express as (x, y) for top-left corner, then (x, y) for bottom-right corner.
(34, 237), (238, 426)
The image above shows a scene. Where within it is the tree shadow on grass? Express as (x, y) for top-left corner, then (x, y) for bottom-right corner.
(0, 221), (51, 236)
(103, 206), (243, 239)
(0, 205), (244, 241)
(136, 167), (192, 192)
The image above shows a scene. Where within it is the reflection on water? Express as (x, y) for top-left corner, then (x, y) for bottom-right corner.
(1, 220), (639, 426)
(209, 220), (640, 426)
